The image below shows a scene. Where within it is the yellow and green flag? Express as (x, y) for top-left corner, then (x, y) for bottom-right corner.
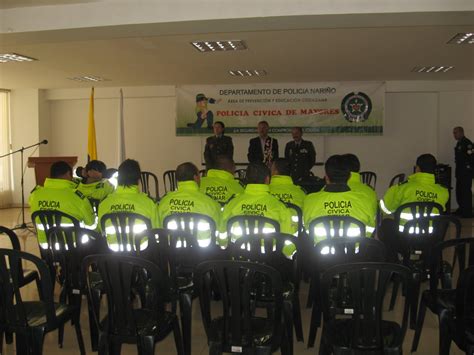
(87, 87), (97, 162)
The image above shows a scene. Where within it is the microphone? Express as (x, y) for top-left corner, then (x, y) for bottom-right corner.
(41, 139), (48, 145)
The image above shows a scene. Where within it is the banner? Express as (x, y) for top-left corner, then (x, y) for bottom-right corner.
(176, 82), (384, 136)
(87, 87), (97, 161)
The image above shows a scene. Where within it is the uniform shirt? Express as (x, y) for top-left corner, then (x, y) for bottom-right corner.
(77, 179), (115, 202)
(381, 172), (449, 214)
(284, 139), (316, 181)
(199, 169), (244, 204)
(303, 183), (376, 242)
(98, 185), (159, 228)
(158, 180), (221, 228)
(455, 136), (473, 177)
(221, 184), (295, 235)
(203, 135), (234, 169)
(29, 178), (96, 244)
(347, 172), (378, 213)
(269, 175), (306, 208)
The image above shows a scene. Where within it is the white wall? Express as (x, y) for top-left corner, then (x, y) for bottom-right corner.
(8, 81), (474, 208)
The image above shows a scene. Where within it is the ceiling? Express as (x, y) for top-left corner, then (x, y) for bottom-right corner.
(0, 11), (473, 89)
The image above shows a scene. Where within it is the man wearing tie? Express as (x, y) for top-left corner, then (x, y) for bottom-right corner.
(285, 127), (316, 182)
(247, 120), (279, 167)
(204, 121), (234, 169)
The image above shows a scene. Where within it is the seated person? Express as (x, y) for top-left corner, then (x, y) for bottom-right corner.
(269, 158), (306, 208)
(381, 154), (449, 216)
(29, 161), (95, 246)
(221, 163), (295, 249)
(342, 153), (378, 213)
(77, 160), (115, 202)
(303, 155), (376, 243)
(200, 156), (244, 204)
(99, 159), (159, 247)
(158, 162), (221, 232)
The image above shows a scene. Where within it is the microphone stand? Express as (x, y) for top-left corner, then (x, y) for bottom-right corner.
(0, 140), (47, 232)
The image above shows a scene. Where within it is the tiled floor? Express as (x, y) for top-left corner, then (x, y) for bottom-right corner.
(0, 207), (472, 354)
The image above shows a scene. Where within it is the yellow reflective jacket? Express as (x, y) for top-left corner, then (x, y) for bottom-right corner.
(269, 175), (306, 208)
(199, 169), (244, 204)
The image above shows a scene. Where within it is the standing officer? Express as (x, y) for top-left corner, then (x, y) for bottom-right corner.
(284, 127), (316, 182)
(247, 121), (279, 167)
(203, 121), (234, 169)
(453, 126), (473, 217)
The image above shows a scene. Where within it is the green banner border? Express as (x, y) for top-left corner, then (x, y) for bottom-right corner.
(176, 126), (383, 136)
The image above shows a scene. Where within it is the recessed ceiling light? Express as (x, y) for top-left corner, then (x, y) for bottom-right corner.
(229, 69), (267, 77)
(68, 76), (108, 82)
(411, 66), (454, 73)
(447, 32), (474, 44)
(191, 40), (247, 52)
(0, 53), (37, 63)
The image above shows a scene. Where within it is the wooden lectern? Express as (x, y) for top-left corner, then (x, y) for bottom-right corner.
(28, 156), (78, 186)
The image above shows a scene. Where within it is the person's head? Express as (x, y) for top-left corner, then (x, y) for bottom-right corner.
(415, 154), (437, 174)
(342, 153), (361, 173)
(324, 155), (350, 184)
(257, 121), (269, 138)
(50, 161), (73, 180)
(271, 158), (291, 177)
(85, 160), (107, 181)
(246, 163), (270, 184)
(213, 121), (225, 136)
(176, 162), (200, 184)
(196, 93), (208, 108)
(453, 126), (465, 141)
(291, 127), (303, 142)
(118, 159), (141, 187)
(214, 156), (235, 174)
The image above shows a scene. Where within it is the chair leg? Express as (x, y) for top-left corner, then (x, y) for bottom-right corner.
(179, 292), (192, 355)
(283, 301), (294, 355)
(30, 327), (45, 355)
(98, 332), (109, 355)
(15, 332), (29, 354)
(307, 300), (321, 348)
(410, 273), (421, 329)
(439, 309), (451, 355)
(173, 317), (185, 355)
(4, 330), (13, 344)
(389, 276), (400, 311)
(58, 324), (64, 348)
(73, 311), (86, 355)
(411, 295), (428, 352)
(138, 335), (155, 355)
(292, 292), (304, 342)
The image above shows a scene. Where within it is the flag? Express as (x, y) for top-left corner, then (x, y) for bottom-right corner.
(87, 87), (97, 162)
(118, 89), (126, 165)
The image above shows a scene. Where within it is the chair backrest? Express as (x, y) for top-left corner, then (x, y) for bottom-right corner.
(45, 226), (106, 292)
(31, 210), (82, 249)
(230, 233), (301, 285)
(226, 215), (280, 245)
(308, 215), (366, 245)
(321, 262), (411, 352)
(389, 173), (406, 187)
(83, 254), (170, 338)
(163, 170), (177, 193)
(163, 213), (218, 248)
(0, 226), (32, 284)
(393, 201), (444, 231)
(140, 171), (160, 200)
(0, 248), (57, 327)
(194, 260), (284, 352)
(100, 212), (152, 252)
(359, 171), (377, 189)
(234, 168), (247, 184)
(313, 237), (386, 272)
(284, 202), (304, 236)
(88, 198), (101, 215)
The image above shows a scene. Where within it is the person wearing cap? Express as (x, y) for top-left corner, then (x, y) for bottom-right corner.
(303, 155), (377, 244)
(342, 153), (378, 213)
(269, 158), (306, 208)
(200, 156), (243, 204)
(98, 159), (159, 236)
(77, 160), (115, 202)
(453, 126), (473, 218)
(158, 162), (221, 230)
(29, 160), (96, 246)
(284, 127), (316, 182)
(204, 121), (234, 169)
(221, 163), (295, 252)
(247, 120), (279, 168)
(188, 93), (220, 129)
(380, 153), (449, 216)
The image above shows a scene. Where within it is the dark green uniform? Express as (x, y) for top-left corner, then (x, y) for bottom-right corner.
(455, 136), (473, 217)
